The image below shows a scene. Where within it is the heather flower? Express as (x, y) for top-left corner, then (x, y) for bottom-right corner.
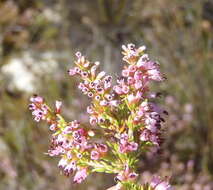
(91, 150), (100, 160)
(29, 95), (50, 122)
(55, 101), (62, 113)
(150, 176), (172, 190)
(127, 91), (142, 104)
(122, 44), (146, 63)
(58, 157), (68, 169)
(116, 165), (138, 182)
(73, 168), (88, 184)
(29, 44), (171, 189)
(96, 143), (108, 153)
(30, 95), (44, 103)
(119, 136), (138, 153)
(64, 162), (76, 176)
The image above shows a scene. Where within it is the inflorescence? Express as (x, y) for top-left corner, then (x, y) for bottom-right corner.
(29, 44), (171, 190)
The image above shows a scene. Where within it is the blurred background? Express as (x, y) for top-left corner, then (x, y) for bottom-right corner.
(0, 0), (213, 189)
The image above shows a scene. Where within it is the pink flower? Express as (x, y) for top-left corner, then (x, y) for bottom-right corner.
(122, 85), (129, 94)
(64, 161), (77, 176)
(122, 69), (129, 77)
(145, 118), (158, 133)
(140, 129), (151, 141)
(98, 116), (105, 123)
(58, 157), (68, 169)
(75, 51), (81, 58)
(90, 61), (100, 77)
(134, 70), (143, 81)
(55, 134), (67, 144)
(68, 120), (80, 129)
(116, 165), (138, 182)
(49, 123), (57, 131)
(127, 77), (135, 85)
(128, 65), (137, 73)
(104, 81), (112, 89)
(91, 150), (100, 160)
(122, 44), (138, 63)
(87, 106), (94, 114)
(113, 85), (123, 94)
(96, 144), (108, 153)
(88, 92), (94, 98)
(78, 82), (84, 90)
(30, 95), (44, 104)
(81, 71), (88, 78)
(128, 142), (138, 151)
(140, 129), (160, 146)
(55, 101), (62, 113)
(119, 136), (138, 153)
(96, 71), (106, 80)
(134, 80), (143, 89)
(89, 116), (97, 125)
(140, 101), (149, 111)
(31, 106), (48, 122)
(48, 146), (63, 156)
(29, 95), (52, 122)
(28, 103), (36, 110)
(109, 100), (119, 107)
(127, 91), (142, 104)
(136, 54), (149, 68)
(68, 68), (76, 76)
(72, 128), (87, 143)
(73, 168), (88, 184)
(150, 176), (172, 190)
(147, 69), (163, 81)
(100, 100), (109, 106)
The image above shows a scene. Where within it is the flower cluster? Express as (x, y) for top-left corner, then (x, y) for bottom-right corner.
(29, 96), (49, 122)
(29, 44), (171, 189)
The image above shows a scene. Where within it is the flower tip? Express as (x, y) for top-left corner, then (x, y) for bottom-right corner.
(138, 45), (146, 52)
(75, 51), (82, 58)
(73, 168), (88, 184)
(68, 68), (76, 76)
(55, 100), (62, 113)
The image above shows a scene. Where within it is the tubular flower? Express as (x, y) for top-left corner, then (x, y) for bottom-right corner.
(116, 165), (138, 182)
(73, 168), (88, 184)
(29, 44), (171, 189)
(150, 176), (172, 190)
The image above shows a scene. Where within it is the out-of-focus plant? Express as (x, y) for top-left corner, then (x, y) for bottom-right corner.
(29, 44), (172, 190)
